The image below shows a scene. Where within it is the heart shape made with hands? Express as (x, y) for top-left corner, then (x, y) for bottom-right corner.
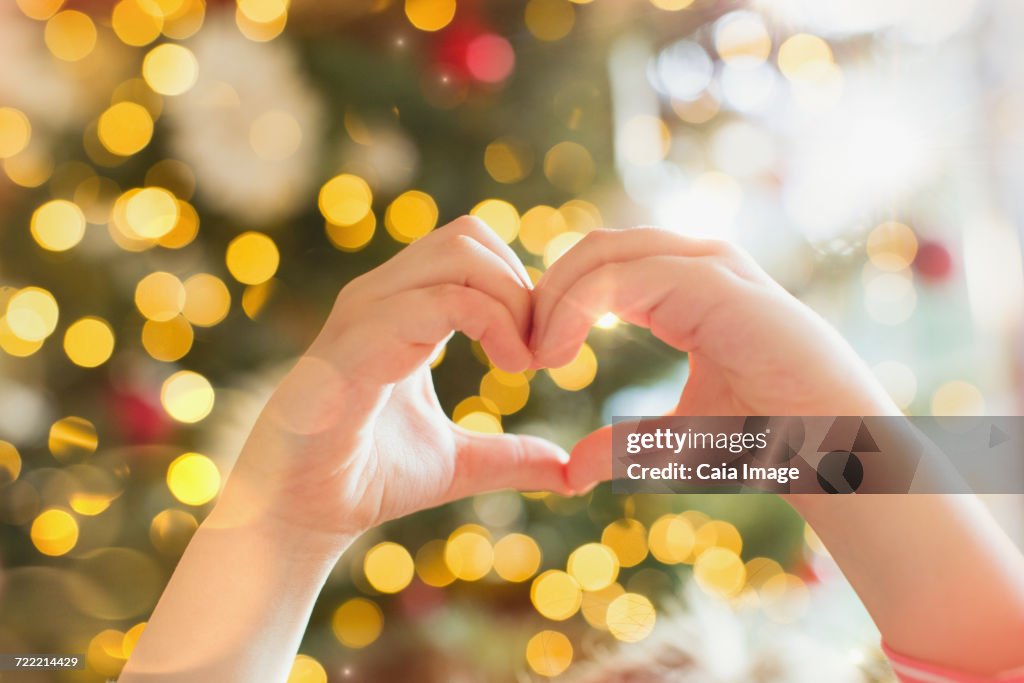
(430, 222), (746, 497)
(506, 220), (892, 496)
(250, 215), (891, 535)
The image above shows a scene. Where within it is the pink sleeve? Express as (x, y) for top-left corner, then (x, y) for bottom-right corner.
(884, 644), (1024, 683)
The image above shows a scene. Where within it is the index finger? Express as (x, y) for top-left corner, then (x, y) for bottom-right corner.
(532, 228), (733, 347)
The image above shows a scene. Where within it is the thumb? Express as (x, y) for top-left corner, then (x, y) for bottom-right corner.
(567, 424), (614, 495)
(449, 428), (573, 499)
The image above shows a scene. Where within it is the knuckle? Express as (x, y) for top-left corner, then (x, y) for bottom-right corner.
(633, 225), (675, 240)
(450, 233), (483, 256)
(583, 228), (616, 245)
(449, 214), (488, 236)
(696, 257), (743, 288)
(705, 238), (741, 259)
(435, 283), (470, 308)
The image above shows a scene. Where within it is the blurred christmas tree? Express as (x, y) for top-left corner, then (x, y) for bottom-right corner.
(8, 0), (990, 680)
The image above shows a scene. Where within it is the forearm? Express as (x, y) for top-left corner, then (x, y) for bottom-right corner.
(120, 504), (349, 682)
(791, 493), (1024, 675)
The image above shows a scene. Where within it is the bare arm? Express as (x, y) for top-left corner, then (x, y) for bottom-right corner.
(531, 227), (1024, 676)
(121, 217), (572, 681)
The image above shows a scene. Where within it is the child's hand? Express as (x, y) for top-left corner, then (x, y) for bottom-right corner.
(530, 228), (899, 492)
(214, 217), (570, 550)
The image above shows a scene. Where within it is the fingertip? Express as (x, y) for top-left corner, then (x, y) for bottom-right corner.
(491, 354), (531, 374)
(567, 425), (614, 493)
(479, 332), (533, 374)
(493, 347), (533, 374)
(525, 434), (570, 465)
(538, 341), (579, 372)
(516, 434), (573, 496)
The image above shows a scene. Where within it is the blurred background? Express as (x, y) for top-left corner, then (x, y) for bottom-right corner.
(1, 0), (1022, 681)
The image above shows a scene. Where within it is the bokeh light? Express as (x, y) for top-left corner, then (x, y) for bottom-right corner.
(236, 6), (288, 42)
(466, 34), (516, 83)
(326, 212), (376, 252)
(0, 108), (32, 160)
(484, 138), (532, 183)
(237, 0), (289, 23)
(518, 205), (566, 255)
(543, 141), (594, 192)
(530, 569), (582, 621)
(385, 190), (438, 243)
(5, 287), (59, 342)
(122, 622), (147, 659)
(777, 33), (834, 82)
(30, 508), (79, 556)
(931, 379), (985, 416)
(112, 0), (164, 46)
(405, 0), (456, 32)
(332, 598), (383, 648)
(525, 0), (575, 42)
(601, 518), (648, 567)
(143, 44), (200, 96)
(126, 188), (181, 239)
(650, 0), (694, 10)
(605, 592), (656, 642)
(319, 174), (373, 226)
(166, 452), (221, 506)
(179, 274), (232, 327)
(287, 654), (327, 683)
(647, 513), (695, 564)
(98, 103), (155, 157)
(693, 546), (746, 598)
(161, 370), (215, 423)
(543, 230), (584, 267)
(44, 10), (96, 62)
(470, 199), (520, 244)
(16, 0), (65, 21)
(456, 410), (503, 434)
(714, 11), (771, 63)
(492, 533), (541, 582)
(479, 369), (530, 415)
(0, 441), (22, 483)
(693, 519), (743, 557)
(149, 509), (199, 556)
(444, 529), (494, 581)
(135, 272), (186, 322)
(546, 343), (597, 391)
(226, 232), (280, 285)
(142, 315), (194, 362)
(48, 416), (98, 461)
(364, 542), (415, 593)
(158, 200), (200, 249)
(567, 543), (619, 591)
(525, 630), (573, 677)
(867, 221), (918, 271)
(580, 582), (625, 630)
(415, 539), (456, 587)
(30, 199), (86, 252)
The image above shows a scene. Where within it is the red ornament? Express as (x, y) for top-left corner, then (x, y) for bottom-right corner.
(792, 557), (820, 585)
(466, 33), (515, 83)
(433, 22), (515, 85)
(397, 579), (445, 618)
(108, 386), (173, 444)
(913, 239), (954, 282)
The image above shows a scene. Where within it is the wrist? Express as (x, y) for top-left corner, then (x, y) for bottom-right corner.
(205, 495), (359, 565)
